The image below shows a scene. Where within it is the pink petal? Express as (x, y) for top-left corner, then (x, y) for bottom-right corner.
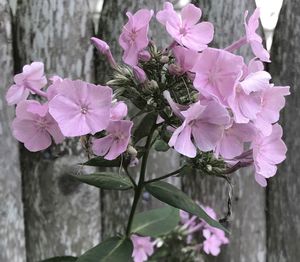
(181, 4), (202, 27)
(6, 84), (29, 105)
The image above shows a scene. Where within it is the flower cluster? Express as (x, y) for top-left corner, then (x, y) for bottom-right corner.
(131, 206), (228, 262)
(5, 2), (290, 261)
(7, 2), (287, 187)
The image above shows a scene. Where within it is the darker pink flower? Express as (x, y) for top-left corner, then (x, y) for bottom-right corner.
(6, 62), (47, 105)
(244, 8), (270, 62)
(169, 101), (230, 158)
(253, 85), (290, 136)
(131, 235), (154, 262)
(252, 124), (287, 187)
(48, 79), (112, 137)
(92, 120), (133, 160)
(192, 48), (244, 106)
(119, 9), (153, 66)
(157, 2), (214, 51)
(12, 100), (64, 152)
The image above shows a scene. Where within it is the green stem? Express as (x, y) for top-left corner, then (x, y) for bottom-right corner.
(145, 166), (185, 184)
(125, 124), (157, 236)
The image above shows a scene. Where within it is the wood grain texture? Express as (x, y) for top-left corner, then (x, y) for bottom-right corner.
(15, 1), (101, 261)
(96, 0), (180, 239)
(182, 1), (266, 261)
(267, 0), (300, 261)
(0, 1), (26, 261)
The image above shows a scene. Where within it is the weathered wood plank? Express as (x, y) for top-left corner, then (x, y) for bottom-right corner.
(182, 1), (266, 261)
(14, 1), (101, 260)
(96, 0), (180, 239)
(0, 1), (26, 261)
(267, 0), (300, 261)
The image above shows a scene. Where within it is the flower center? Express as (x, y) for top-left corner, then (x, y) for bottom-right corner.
(81, 107), (88, 114)
(179, 27), (188, 36)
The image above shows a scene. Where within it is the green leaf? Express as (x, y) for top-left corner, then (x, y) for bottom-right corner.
(131, 206), (179, 237)
(133, 112), (157, 144)
(82, 157), (122, 167)
(154, 140), (170, 152)
(145, 181), (228, 233)
(40, 257), (77, 262)
(72, 172), (133, 190)
(77, 236), (133, 262)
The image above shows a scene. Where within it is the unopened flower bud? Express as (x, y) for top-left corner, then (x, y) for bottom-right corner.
(148, 80), (159, 90)
(133, 66), (147, 83)
(160, 55), (169, 64)
(91, 37), (117, 69)
(127, 145), (138, 157)
(139, 50), (151, 62)
(168, 64), (183, 76)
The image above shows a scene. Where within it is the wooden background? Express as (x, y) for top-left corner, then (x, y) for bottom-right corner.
(0, 0), (299, 261)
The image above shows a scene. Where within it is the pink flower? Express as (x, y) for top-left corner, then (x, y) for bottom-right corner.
(110, 101), (128, 121)
(119, 9), (153, 66)
(215, 122), (255, 159)
(192, 48), (244, 106)
(6, 62), (47, 105)
(131, 235), (154, 262)
(203, 229), (222, 256)
(46, 75), (64, 100)
(157, 3), (214, 51)
(244, 8), (270, 62)
(169, 101), (230, 158)
(91, 37), (117, 68)
(132, 66), (147, 83)
(12, 100), (64, 152)
(252, 124), (287, 187)
(48, 79), (112, 137)
(169, 46), (200, 75)
(92, 120), (133, 160)
(228, 71), (271, 123)
(253, 85), (290, 136)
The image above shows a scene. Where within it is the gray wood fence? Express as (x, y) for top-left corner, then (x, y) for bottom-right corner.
(0, 0), (299, 261)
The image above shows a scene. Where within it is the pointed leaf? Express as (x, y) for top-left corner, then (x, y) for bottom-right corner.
(133, 112), (157, 144)
(145, 181), (228, 233)
(72, 172), (133, 190)
(40, 257), (77, 262)
(82, 156), (122, 167)
(77, 236), (133, 262)
(131, 206), (179, 237)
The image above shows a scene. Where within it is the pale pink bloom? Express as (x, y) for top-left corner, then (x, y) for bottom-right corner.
(192, 48), (244, 106)
(253, 85), (290, 136)
(6, 62), (47, 105)
(163, 90), (188, 119)
(12, 100), (64, 152)
(228, 71), (271, 123)
(169, 101), (230, 158)
(131, 235), (154, 262)
(110, 101), (128, 121)
(215, 122), (255, 159)
(245, 8), (270, 62)
(119, 9), (153, 66)
(47, 75), (63, 100)
(201, 207), (229, 251)
(203, 229), (222, 256)
(91, 37), (117, 68)
(252, 124), (287, 187)
(92, 120), (133, 160)
(48, 79), (112, 137)
(169, 46), (200, 75)
(157, 3), (214, 51)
